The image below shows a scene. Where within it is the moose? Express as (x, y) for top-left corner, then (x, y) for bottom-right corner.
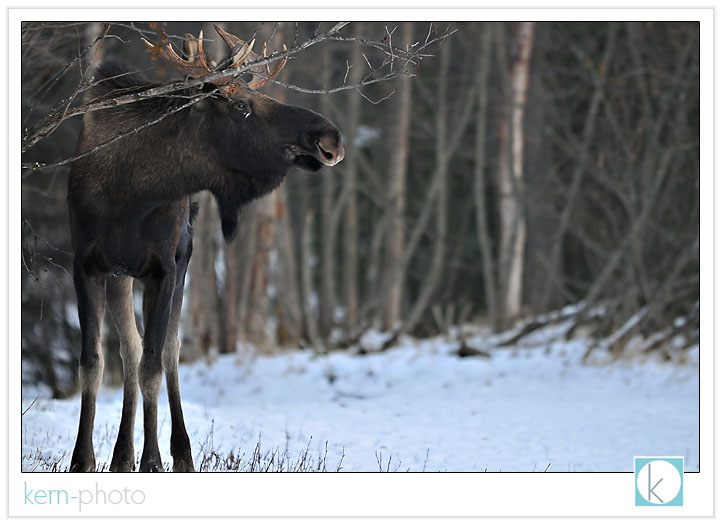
(66, 25), (344, 472)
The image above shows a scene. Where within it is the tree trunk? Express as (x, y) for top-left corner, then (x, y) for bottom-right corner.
(472, 23), (499, 329)
(498, 22), (535, 327)
(274, 184), (303, 346)
(245, 193), (275, 348)
(219, 236), (238, 354)
(266, 24), (303, 347)
(522, 23), (557, 315)
(183, 192), (220, 360)
(318, 42), (337, 340)
(341, 24), (364, 335)
(236, 201), (259, 349)
(381, 22), (413, 331)
(300, 211), (322, 350)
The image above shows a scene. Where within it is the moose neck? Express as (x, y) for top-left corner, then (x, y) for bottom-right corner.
(120, 107), (284, 203)
(122, 106), (289, 240)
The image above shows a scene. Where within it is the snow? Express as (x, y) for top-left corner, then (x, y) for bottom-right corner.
(21, 322), (699, 472)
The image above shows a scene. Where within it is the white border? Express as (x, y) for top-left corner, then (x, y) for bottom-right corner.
(7, 5), (714, 519)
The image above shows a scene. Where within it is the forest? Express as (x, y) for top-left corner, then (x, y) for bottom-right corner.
(20, 21), (700, 398)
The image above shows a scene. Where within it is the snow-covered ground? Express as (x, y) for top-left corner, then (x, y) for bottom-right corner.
(21, 321), (699, 472)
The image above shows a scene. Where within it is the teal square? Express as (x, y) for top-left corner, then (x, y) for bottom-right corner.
(634, 457), (684, 506)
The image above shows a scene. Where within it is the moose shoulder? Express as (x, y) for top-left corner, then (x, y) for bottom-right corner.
(66, 26), (344, 472)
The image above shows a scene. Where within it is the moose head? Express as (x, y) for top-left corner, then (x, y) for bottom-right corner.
(140, 25), (345, 239)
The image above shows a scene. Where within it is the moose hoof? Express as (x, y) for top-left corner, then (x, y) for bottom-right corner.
(69, 458), (96, 473)
(172, 456), (196, 473)
(110, 442), (136, 472)
(139, 449), (165, 473)
(109, 457), (136, 473)
(69, 462), (95, 473)
(69, 448), (96, 473)
(139, 461), (165, 473)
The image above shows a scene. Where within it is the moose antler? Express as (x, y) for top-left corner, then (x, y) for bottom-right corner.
(142, 25), (287, 94)
(249, 43), (288, 89)
(214, 25), (287, 89)
(142, 30), (213, 79)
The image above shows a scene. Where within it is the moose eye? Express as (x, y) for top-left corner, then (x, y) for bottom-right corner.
(233, 101), (252, 119)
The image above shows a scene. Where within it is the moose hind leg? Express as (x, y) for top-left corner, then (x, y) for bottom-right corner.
(163, 249), (195, 472)
(138, 267), (176, 473)
(106, 276), (142, 472)
(70, 261), (105, 473)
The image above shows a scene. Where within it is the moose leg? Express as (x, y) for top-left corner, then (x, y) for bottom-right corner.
(106, 276), (142, 472)
(138, 266), (176, 473)
(163, 270), (195, 472)
(69, 262), (105, 473)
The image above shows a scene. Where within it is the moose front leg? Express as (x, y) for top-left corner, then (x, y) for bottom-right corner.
(162, 272), (195, 472)
(138, 265), (176, 473)
(70, 261), (106, 473)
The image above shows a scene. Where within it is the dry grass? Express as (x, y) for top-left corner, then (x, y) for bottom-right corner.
(22, 423), (345, 473)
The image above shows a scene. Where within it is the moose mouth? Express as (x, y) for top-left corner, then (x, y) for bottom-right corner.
(292, 152), (324, 172)
(289, 141), (345, 172)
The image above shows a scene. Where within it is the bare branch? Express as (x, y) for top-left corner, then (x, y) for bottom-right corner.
(356, 87), (395, 105)
(22, 90), (216, 171)
(21, 22), (350, 153)
(23, 22), (454, 157)
(22, 23), (111, 129)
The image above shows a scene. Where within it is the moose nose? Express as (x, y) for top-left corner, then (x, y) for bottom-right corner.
(317, 134), (345, 167)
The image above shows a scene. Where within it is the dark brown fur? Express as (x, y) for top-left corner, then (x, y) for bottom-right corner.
(67, 63), (343, 472)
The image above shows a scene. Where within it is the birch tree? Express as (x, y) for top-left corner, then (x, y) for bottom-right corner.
(497, 22), (535, 326)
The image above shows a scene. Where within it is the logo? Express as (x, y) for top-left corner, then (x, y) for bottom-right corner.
(23, 482), (146, 513)
(634, 457), (684, 506)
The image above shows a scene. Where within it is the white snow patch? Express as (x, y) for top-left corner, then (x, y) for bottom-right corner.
(21, 326), (699, 472)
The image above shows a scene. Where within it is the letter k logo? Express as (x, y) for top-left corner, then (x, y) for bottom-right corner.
(635, 457), (684, 506)
(647, 462), (664, 503)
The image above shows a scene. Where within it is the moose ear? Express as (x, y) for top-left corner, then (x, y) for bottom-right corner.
(190, 86), (215, 112)
(191, 97), (210, 112)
